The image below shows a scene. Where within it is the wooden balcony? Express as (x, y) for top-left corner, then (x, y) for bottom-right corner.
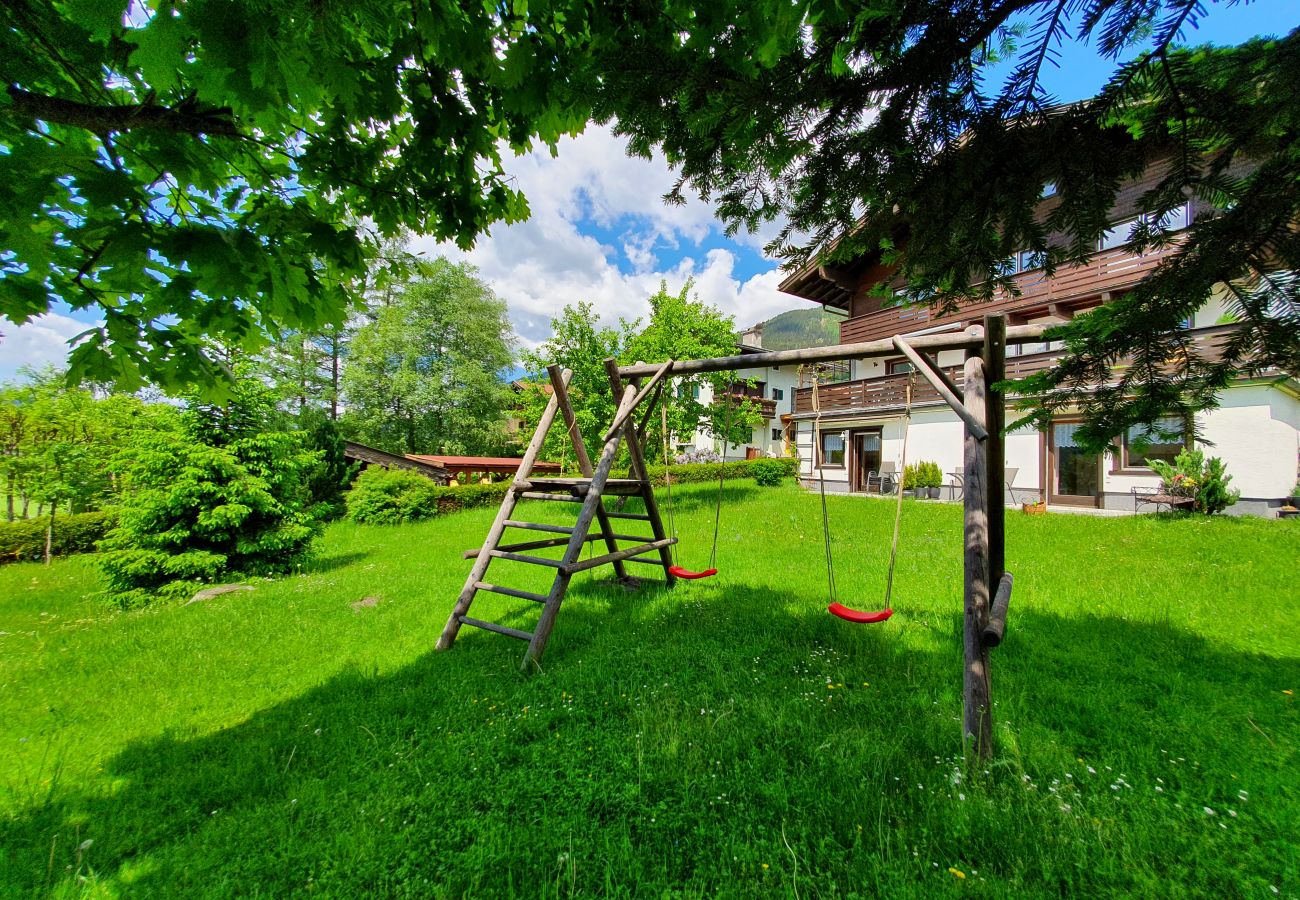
(719, 392), (778, 419)
(839, 242), (1184, 345)
(792, 325), (1238, 417)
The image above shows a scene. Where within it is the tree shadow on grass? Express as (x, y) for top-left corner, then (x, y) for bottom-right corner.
(3, 580), (1296, 897)
(302, 550), (371, 574)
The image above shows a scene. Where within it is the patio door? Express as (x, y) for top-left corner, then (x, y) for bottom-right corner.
(851, 429), (882, 492)
(1048, 420), (1102, 507)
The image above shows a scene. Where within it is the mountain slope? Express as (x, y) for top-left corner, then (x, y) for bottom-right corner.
(752, 307), (841, 351)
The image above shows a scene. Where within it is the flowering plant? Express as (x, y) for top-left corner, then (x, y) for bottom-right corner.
(1149, 449), (1239, 515)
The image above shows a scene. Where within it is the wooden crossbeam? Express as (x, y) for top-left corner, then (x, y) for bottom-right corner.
(603, 359), (674, 441)
(892, 335), (988, 441)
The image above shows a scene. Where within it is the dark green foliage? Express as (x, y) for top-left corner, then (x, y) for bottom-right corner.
(345, 467), (509, 525)
(302, 413), (355, 520)
(755, 308), (842, 351)
(1148, 448), (1240, 515)
(99, 431), (322, 606)
(748, 457), (790, 486)
(0, 510), (115, 564)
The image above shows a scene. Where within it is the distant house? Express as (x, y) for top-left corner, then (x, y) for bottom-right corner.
(343, 441), (450, 483)
(673, 325), (803, 460)
(778, 160), (1300, 516)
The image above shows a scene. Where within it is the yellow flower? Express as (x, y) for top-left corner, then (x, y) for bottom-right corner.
(949, 867), (966, 879)
(1284, 689), (1294, 696)
(762, 864), (769, 870)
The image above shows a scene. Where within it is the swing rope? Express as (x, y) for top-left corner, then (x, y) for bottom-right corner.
(660, 402), (680, 567)
(816, 368), (914, 625)
(658, 384), (725, 580)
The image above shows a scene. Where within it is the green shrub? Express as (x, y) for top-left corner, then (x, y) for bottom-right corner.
(98, 431), (323, 606)
(345, 458), (800, 525)
(346, 467), (510, 524)
(1149, 448), (1240, 515)
(902, 461), (944, 491)
(646, 456), (799, 487)
(0, 510), (117, 564)
(749, 458), (788, 486)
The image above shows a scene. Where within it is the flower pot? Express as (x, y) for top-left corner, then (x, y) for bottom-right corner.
(926, 487), (941, 499)
(1279, 508), (1299, 519)
(1022, 501), (1047, 516)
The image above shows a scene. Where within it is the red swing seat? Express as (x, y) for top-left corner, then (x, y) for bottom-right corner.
(669, 565), (717, 580)
(828, 602), (894, 624)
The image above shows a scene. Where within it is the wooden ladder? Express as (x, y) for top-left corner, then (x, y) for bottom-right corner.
(436, 362), (677, 671)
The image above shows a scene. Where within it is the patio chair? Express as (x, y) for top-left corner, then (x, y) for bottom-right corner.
(950, 467), (1026, 504)
(867, 462), (898, 494)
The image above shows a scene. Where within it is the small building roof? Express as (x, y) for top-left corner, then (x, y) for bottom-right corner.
(406, 455), (562, 474)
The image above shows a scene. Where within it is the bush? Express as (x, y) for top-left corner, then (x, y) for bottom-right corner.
(99, 431), (323, 606)
(346, 467), (509, 524)
(345, 458), (800, 525)
(902, 460), (942, 490)
(1149, 449), (1240, 515)
(749, 458), (789, 486)
(0, 511), (117, 564)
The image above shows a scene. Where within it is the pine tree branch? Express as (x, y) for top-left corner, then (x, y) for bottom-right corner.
(5, 86), (241, 137)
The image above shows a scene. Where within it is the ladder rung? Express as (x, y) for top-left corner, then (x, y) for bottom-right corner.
(603, 511), (651, 520)
(564, 538), (676, 575)
(474, 582), (549, 603)
(459, 616), (533, 641)
(519, 492), (584, 503)
(608, 533), (656, 543)
(503, 521), (575, 535)
(489, 549), (566, 568)
(623, 556), (669, 566)
(465, 535), (598, 559)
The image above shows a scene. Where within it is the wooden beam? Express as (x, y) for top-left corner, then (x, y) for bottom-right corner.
(616, 324), (1051, 378)
(962, 353), (993, 758)
(892, 336), (988, 441)
(1047, 303), (1074, 321)
(982, 572), (1015, 648)
(983, 314), (1007, 589)
(603, 359), (673, 441)
(547, 364), (627, 582)
(605, 358), (677, 586)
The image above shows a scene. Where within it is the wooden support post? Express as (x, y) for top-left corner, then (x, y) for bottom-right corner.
(438, 370), (573, 652)
(982, 572), (1014, 648)
(547, 364), (628, 581)
(962, 353), (993, 758)
(983, 314), (1007, 588)
(605, 358), (677, 587)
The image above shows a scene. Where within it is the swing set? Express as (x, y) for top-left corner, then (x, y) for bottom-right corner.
(440, 315), (1045, 757)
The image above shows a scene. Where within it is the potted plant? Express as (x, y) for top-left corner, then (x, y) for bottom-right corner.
(901, 463), (922, 498)
(1022, 497), (1047, 515)
(918, 461), (944, 499)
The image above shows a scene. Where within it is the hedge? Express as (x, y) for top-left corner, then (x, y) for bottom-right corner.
(0, 511), (117, 564)
(346, 457), (799, 525)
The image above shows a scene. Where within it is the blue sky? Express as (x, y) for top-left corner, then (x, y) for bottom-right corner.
(3, 1), (1296, 379)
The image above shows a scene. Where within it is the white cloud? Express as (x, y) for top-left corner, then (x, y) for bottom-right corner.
(408, 125), (811, 351)
(0, 313), (97, 382)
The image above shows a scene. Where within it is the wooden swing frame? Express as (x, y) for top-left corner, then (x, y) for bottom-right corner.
(617, 315), (1038, 759)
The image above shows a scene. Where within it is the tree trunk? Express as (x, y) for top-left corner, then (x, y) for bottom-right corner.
(330, 329), (341, 421)
(5, 471), (13, 522)
(45, 506), (55, 566)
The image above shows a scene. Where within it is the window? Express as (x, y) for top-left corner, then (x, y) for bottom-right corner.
(771, 428), (783, 442)
(1122, 416), (1188, 469)
(820, 431), (846, 467)
(886, 358), (915, 376)
(1019, 250), (1046, 272)
(771, 387), (784, 401)
(1099, 204), (1192, 251)
(1041, 182), (1058, 198)
(676, 381), (700, 400)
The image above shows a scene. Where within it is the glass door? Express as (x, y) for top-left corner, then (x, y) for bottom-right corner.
(852, 430), (883, 492)
(1049, 421), (1102, 506)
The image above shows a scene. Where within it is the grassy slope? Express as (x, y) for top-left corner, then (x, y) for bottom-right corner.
(1, 484), (1297, 898)
(754, 308), (841, 351)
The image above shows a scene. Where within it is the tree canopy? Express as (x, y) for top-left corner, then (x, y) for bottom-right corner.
(3, 0), (1296, 445)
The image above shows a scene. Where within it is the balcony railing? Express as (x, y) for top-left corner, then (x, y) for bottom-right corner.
(792, 324), (1239, 417)
(839, 242), (1184, 345)
(718, 392), (778, 419)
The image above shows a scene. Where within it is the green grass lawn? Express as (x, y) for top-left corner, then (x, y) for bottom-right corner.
(2, 482), (1297, 898)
